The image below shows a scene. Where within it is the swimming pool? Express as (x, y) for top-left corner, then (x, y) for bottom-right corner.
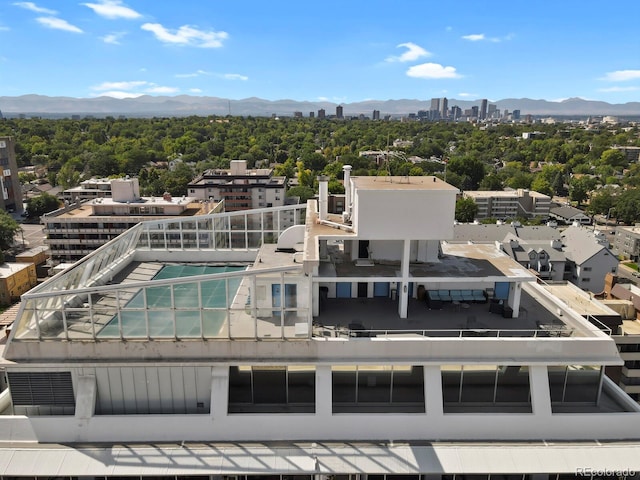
(97, 265), (246, 339)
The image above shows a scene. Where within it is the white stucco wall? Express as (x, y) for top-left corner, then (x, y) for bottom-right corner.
(352, 189), (456, 240)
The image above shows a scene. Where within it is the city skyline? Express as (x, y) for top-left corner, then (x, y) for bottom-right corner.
(1, 0), (640, 104)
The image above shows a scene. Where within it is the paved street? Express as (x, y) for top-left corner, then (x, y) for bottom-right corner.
(14, 223), (46, 250)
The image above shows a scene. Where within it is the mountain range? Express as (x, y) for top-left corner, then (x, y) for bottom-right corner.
(2, 94), (640, 118)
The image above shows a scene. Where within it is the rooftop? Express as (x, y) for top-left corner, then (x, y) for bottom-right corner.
(0, 263), (32, 278)
(351, 176), (458, 191)
(43, 200), (206, 219)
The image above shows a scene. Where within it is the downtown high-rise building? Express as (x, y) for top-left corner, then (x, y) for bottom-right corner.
(336, 105), (344, 119)
(440, 97), (448, 119)
(479, 99), (488, 120)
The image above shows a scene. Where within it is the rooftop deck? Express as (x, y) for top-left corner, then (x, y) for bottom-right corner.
(313, 292), (568, 339)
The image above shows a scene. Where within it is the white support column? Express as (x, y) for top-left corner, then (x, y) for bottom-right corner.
(529, 365), (552, 417)
(315, 365), (332, 418)
(424, 366), (443, 417)
(75, 375), (96, 420)
(398, 239), (411, 318)
(211, 366), (228, 419)
(507, 282), (522, 318)
(312, 279), (319, 319)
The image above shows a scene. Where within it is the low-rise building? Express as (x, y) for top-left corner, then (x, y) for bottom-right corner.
(43, 177), (217, 263)
(501, 234), (566, 281)
(614, 224), (640, 261)
(464, 189), (551, 219)
(549, 205), (591, 225)
(0, 262), (36, 306)
(561, 226), (618, 292)
(187, 160), (287, 211)
(61, 178), (114, 202)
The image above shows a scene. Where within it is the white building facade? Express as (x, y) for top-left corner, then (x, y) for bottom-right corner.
(1, 170), (640, 477)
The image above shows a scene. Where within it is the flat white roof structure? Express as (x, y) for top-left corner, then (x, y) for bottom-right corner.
(2, 171), (640, 478)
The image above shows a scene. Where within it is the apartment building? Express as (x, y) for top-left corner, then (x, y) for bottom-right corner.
(61, 178), (114, 202)
(187, 160), (287, 211)
(614, 224), (640, 261)
(42, 177), (216, 262)
(0, 136), (23, 214)
(2, 169), (640, 477)
(464, 188), (551, 219)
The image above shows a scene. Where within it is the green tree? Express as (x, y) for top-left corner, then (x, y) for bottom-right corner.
(0, 210), (21, 251)
(587, 188), (615, 216)
(455, 197), (478, 223)
(479, 174), (503, 191)
(569, 176), (597, 206)
(599, 149), (627, 168)
(530, 176), (553, 197)
(286, 185), (315, 203)
(56, 161), (82, 189)
(614, 189), (640, 224)
(26, 192), (61, 218)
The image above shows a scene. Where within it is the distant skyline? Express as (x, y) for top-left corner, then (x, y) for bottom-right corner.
(1, 1), (640, 104)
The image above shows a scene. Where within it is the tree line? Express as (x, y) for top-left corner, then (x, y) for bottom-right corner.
(1, 115), (640, 221)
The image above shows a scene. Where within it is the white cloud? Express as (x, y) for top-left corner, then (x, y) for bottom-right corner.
(462, 34), (485, 41)
(141, 23), (228, 48)
(221, 73), (248, 81)
(406, 63), (461, 79)
(36, 16), (83, 33)
(0, 26), (10, 31)
(317, 96), (329, 102)
(13, 2), (57, 14)
(598, 86), (640, 92)
(175, 69), (211, 78)
(93, 90), (144, 99)
(462, 33), (512, 43)
(82, 0), (141, 20)
(145, 86), (179, 94)
(101, 32), (126, 44)
(386, 42), (430, 62)
(601, 70), (640, 82)
(92, 80), (148, 91)
(458, 92), (477, 98)
(91, 80), (179, 96)
(176, 71), (246, 80)
(189, 88), (202, 93)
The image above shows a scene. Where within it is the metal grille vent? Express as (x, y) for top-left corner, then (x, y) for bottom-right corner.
(7, 372), (75, 407)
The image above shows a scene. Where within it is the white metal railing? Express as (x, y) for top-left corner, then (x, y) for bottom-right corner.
(313, 326), (574, 339)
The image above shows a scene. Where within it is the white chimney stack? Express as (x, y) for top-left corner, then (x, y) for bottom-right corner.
(343, 164), (352, 217)
(318, 175), (329, 221)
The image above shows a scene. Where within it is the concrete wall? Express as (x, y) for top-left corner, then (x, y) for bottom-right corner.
(353, 189), (455, 240)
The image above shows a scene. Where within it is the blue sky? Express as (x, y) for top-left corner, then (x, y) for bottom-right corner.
(1, 0), (640, 104)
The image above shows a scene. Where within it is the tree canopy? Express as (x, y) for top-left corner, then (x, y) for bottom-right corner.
(0, 210), (21, 251)
(26, 192), (61, 218)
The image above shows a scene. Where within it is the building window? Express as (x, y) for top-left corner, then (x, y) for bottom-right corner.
(228, 366), (315, 413)
(332, 365), (424, 413)
(442, 365), (531, 413)
(583, 267), (592, 272)
(548, 365), (602, 412)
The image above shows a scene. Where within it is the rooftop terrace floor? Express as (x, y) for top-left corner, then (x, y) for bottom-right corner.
(313, 292), (567, 338)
